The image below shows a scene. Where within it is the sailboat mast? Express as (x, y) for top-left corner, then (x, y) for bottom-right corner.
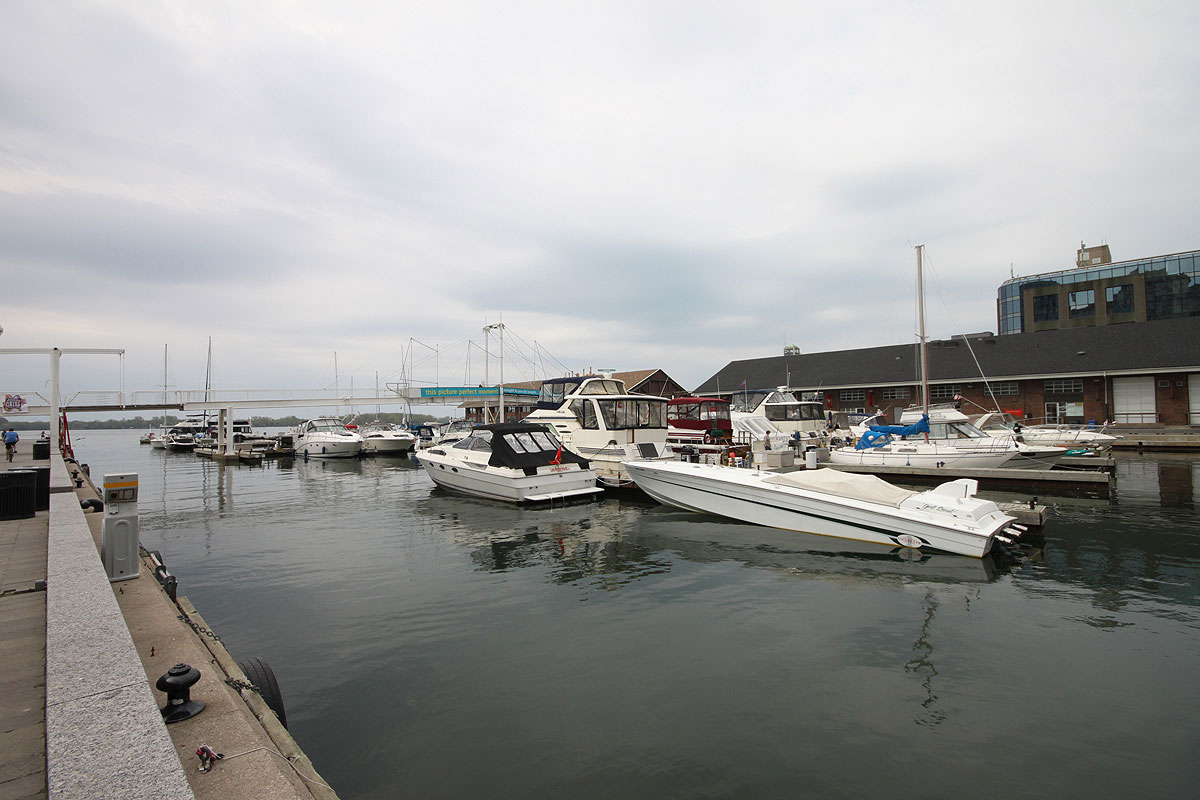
(916, 245), (930, 412)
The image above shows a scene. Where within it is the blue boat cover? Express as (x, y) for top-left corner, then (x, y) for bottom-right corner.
(854, 415), (930, 450)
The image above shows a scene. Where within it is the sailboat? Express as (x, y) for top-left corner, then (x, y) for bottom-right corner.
(829, 246), (1020, 469)
(150, 345), (169, 449)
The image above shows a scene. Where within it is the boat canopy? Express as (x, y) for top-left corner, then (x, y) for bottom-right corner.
(855, 415), (931, 450)
(763, 468), (916, 508)
(472, 422), (590, 473)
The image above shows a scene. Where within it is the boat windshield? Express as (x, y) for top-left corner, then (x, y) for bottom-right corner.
(309, 419), (348, 432)
(928, 421), (991, 439)
(595, 398), (666, 430)
(764, 400), (824, 422)
(730, 390), (770, 413)
(453, 430), (494, 451)
(502, 429), (560, 454)
(578, 379), (624, 395)
(538, 380), (582, 406)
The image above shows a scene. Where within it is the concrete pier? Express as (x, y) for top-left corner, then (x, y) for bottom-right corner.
(0, 445), (338, 800)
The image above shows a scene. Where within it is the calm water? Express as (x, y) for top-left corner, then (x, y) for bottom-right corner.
(71, 430), (1200, 799)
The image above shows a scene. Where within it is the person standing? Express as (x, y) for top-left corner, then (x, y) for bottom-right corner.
(4, 428), (18, 461)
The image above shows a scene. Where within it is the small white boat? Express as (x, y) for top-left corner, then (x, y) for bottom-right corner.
(623, 460), (1020, 558)
(293, 417), (363, 458)
(359, 422), (417, 455)
(414, 422), (604, 504)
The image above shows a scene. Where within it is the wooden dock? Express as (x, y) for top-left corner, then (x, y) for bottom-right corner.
(820, 462), (1111, 495)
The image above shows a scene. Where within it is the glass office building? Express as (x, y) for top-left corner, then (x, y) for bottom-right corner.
(998, 248), (1200, 334)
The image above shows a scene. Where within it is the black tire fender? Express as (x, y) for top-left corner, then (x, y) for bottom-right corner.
(237, 657), (288, 728)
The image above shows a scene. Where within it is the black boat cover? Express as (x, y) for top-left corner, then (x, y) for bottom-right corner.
(474, 422), (590, 474)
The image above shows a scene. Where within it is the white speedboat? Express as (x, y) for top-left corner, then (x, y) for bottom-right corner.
(972, 412), (1122, 453)
(623, 460), (1020, 558)
(521, 374), (674, 489)
(414, 422), (604, 504)
(358, 422), (417, 455)
(829, 413), (1019, 468)
(900, 404), (1067, 470)
(293, 417), (363, 458)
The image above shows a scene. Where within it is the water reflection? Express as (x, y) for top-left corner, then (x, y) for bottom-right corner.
(903, 590), (945, 728)
(410, 488), (1007, 588)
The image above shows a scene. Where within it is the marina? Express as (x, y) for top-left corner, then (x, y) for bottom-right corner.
(4, 429), (1194, 798)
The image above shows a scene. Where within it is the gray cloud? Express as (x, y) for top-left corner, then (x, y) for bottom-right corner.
(2, 1), (1198, 401)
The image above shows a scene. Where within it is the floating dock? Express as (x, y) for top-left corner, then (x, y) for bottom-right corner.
(819, 462), (1112, 495)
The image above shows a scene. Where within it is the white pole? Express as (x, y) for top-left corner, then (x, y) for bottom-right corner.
(50, 348), (61, 456)
(917, 244), (930, 413)
(499, 321), (505, 423)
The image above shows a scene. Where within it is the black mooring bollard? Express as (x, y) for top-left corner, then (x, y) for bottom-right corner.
(156, 663), (206, 723)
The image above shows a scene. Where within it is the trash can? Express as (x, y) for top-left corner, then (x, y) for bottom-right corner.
(804, 447), (818, 470)
(33, 466), (51, 511)
(0, 469), (38, 520)
(33, 440), (51, 460)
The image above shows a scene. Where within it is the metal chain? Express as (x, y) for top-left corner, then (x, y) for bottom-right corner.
(224, 677), (261, 695)
(177, 612), (221, 642)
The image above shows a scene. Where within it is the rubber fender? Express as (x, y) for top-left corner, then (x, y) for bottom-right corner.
(237, 657), (287, 728)
(80, 497), (104, 512)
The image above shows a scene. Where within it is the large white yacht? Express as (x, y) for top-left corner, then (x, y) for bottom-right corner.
(731, 389), (829, 438)
(293, 417), (363, 459)
(521, 374), (674, 489)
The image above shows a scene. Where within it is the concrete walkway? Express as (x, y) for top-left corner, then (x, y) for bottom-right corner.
(0, 448), (48, 800)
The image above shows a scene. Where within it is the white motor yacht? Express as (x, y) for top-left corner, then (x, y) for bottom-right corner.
(293, 417), (363, 458)
(163, 420), (207, 451)
(623, 460), (1021, 558)
(358, 422), (417, 455)
(521, 374), (674, 489)
(414, 422), (604, 504)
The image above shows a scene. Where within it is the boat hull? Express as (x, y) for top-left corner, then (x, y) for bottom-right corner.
(624, 461), (1011, 558)
(362, 436), (416, 455)
(295, 438), (362, 458)
(828, 446), (1014, 469)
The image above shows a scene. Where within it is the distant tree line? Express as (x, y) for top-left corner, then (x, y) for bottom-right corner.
(0, 412), (447, 431)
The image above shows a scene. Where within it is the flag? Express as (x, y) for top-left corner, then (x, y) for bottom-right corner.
(550, 445), (562, 465)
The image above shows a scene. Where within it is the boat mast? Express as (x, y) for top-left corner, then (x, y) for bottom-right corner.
(916, 244), (930, 413)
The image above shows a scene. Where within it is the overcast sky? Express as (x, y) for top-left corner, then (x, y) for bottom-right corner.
(2, 1), (1197, 414)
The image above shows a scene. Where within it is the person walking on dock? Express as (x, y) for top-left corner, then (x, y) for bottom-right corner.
(4, 428), (17, 461)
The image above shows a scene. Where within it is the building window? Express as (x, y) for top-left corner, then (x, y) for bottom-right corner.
(990, 381), (1018, 396)
(840, 389), (865, 402)
(882, 387), (910, 400)
(1068, 289), (1095, 318)
(930, 384), (961, 400)
(1105, 284), (1134, 314)
(1044, 379), (1083, 394)
(1033, 294), (1059, 322)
